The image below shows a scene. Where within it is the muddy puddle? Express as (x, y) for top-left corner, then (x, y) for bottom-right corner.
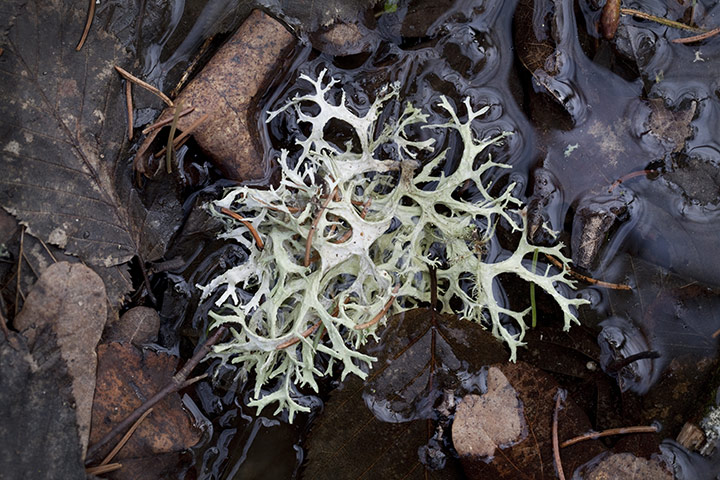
(133, 0), (720, 478)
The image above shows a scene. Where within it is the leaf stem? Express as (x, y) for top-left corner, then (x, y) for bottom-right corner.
(620, 8), (705, 33)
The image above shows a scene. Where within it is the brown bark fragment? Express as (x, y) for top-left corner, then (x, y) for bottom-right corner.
(137, 10), (296, 182)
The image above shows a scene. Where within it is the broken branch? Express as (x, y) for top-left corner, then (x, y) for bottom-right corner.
(561, 425), (659, 448)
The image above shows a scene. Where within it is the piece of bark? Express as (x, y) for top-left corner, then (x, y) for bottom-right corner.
(103, 306), (160, 345)
(14, 261), (107, 458)
(136, 9), (296, 182)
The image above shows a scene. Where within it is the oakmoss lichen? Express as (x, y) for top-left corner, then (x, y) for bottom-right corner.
(200, 69), (587, 420)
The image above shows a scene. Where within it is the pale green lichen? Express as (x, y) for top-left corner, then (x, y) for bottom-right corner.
(200, 69), (588, 421)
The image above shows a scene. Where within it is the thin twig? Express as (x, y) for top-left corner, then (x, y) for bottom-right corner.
(620, 8), (705, 32)
(75, 0), (96, 51)
(305, 187), (338, 267)
(142, 107), (195, 135)
(0, 308), (11, 341)
(561, 425), (658, 448)
(38, 238), (57, 263)
(354, 285), (400, 330)
(276, 321), (323, 350)
(154, 113), (210, 159)
(114, 66), (173, 107)
(609, 169), (656, 192)
(165, 101), (183, 174)
(712, 327), (720, 339)
(220, 208), (264, 249)
(673, 26), (720, 43)
(545, 254), (631, 291)
(14, 227), (24, 316)
(125, 80), (134, 140)
(137, 256), (157, 305)
(553, 391), (566, 480)
(85, 326), (227, 462)
(99, 408), (154, 466)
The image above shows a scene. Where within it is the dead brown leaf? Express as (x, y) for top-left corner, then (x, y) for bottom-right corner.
(90, 343), (202, 464)
(14, 261), (107, 457)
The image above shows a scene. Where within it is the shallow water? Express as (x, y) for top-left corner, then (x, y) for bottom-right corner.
(137, 0), (720, 478)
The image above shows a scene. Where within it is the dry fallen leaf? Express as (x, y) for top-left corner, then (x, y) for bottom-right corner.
(0, 330), (85, 479)
(90, 343), (202, 465)
(14, 261), (107, 457)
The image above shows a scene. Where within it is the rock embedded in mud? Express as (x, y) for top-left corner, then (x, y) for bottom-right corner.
(137, 9), (296, 182)
(14, 261), (107, 458)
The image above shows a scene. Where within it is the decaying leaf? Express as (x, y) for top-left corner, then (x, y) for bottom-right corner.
(136, 9), (295, 182)
(90, 343), (202, 463)
(103, 306), (160, 345)
(303, 309), (507, 479)
(0, 0), (182, 269)
(14, 261), (107, 457)
(0, 330), (85, 480)
(453, 362), (605, 479)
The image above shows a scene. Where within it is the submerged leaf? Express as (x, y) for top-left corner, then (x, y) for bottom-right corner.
(304, 309), (506, 479)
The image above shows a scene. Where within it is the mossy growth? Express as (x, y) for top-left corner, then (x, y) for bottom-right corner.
(200, 69), (587, 421)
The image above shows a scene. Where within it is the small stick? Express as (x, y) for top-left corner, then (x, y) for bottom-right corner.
(38, 238), (57, 263)
(545, 254), (631, 291)
(354, 285), (400, 330)
(14, 227), (24, 316)
(609, 169), (655, 192)
(85, 326), (226, 462)
(673, 26), (720, 43)
(165, 101), (183, 174)
(220, 208), (264, 249)
(142, 107), (195, 135)
(553, 391), (566, 480)
(154, 113), (210, 159)
(305, 187), (338, 267)
(75, 0), (96, 51)
(114, 66), (173, 107)
(0, 308), (12, 342)
(85, 463), (122, 476)
(275, 321), (322, 350)
(620, 8), (705, 32)
(99, 408), (154, 466)
(125, 80), (134, 140)
(605, 350), (660, 373)
(712, 327), (720, 338)
(561, 425), (658, 448)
